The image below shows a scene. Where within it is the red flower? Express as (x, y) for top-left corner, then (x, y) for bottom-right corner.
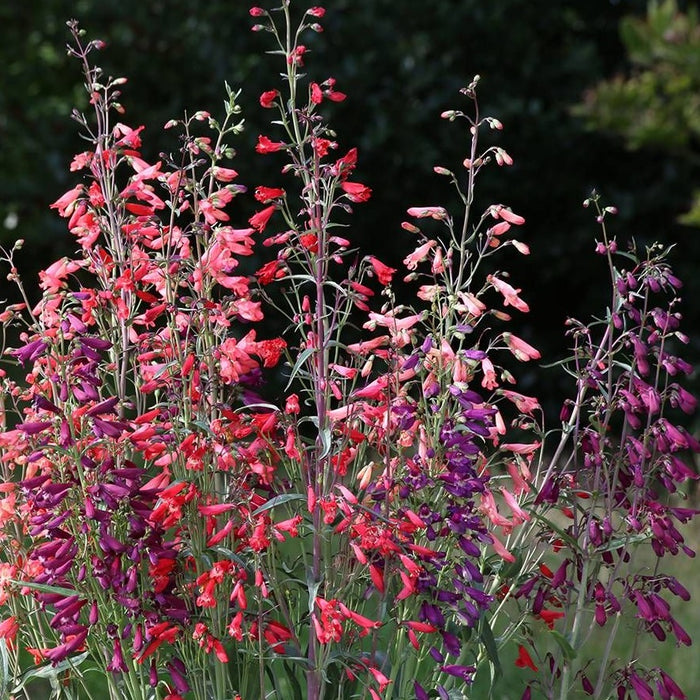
(307, 6), (326, 17)
(310, 82), (323, 105)
(332, 147), (357, 178)
(256, 338), (287, 367)
(313, 598), (344, 644)
(0, 617), (18, 647)
(538, 609), (564, 629)
(249, 205), (276, 231)
(256, 135), (286, 154)
(299, 233), (318, 253)
(285, 394), (300, 414)
(287, 45), (307, 66)
(515, 644), (538, 672)
(256, 260), (285, 285)
(50, 184), (84, 217)
(259, 90), (279, 108)
(366, 256), (396, 285)
(322, 77), (346, 102)
(254, 186), (285, 203)
(312, 137), (336, 158)
(341, 181), (371, 203)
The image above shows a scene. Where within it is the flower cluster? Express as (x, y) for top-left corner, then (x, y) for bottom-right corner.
(0, 4), (696, 700)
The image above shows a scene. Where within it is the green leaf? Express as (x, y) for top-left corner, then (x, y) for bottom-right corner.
(528, 511), (580, 551)
(478, 616), (502, 681)
(252, 493), (306, 516)
(597, 531), (650, 552)
(209, 546), (249, 570)
(550, 630), (577, 662)
(10, 580), (79, 598)
(12, 652), (90, 692)
(306, 573), (322, 615)
(319, 426), (332, 459)
(284, 346), (316, 390)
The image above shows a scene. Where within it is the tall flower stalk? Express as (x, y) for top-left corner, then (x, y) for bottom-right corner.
(0, 3), (696, 700)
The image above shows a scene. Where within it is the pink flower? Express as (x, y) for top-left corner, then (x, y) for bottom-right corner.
(500, 487), (530, 524)
(50, 184), (84, 217)
(70, 151), (93, 171)
(491, 205), (525, 225)
(490, 533), (516, 563)
(406, 206), (448, 220)
(39, 258), (84, 294)
(487, 274), (529, 313)
(500, 389), (540, 414)
(507, 461), (530, 495)
(365, 311), (422, 332)
(503, 332), (540, 361)
(512, 240), (530, 255)
(403, 240), (436, 270)
(212, 166), (239, 182)
(481, 357), (498, 390)
(480, 490), (513, 529)
(502, 441), (541, 455)
(488, 221), (511, 237)
(458, 292), (487, 317)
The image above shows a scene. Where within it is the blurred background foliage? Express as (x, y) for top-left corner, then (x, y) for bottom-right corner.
(1, 0), (699, 412)
(575, 0), (700, 225)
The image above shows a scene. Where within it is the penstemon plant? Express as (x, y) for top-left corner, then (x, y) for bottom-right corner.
(0, 3), (696, 700)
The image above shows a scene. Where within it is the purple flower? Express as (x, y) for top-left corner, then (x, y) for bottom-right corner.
(581, 673), (594, 695)
(107, 639), (128, 673)
(414, 681), (429, 700)
(167, 659), (190, 694)
(92, 417), (128, 438)
(86, 396), (120, 417)
(441, 664), (476, 682)
(658, 670), (686, 700)
(44, 627), (88, 664)
(629, 671), (654, 700)
(670, 619), (691, 646)
(11, 338), (48, 364)
(420, 602), (445, 628)
(665, 577), (690, 601)
(441, 630), (461, 656)
(16, 421), (53, 435)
